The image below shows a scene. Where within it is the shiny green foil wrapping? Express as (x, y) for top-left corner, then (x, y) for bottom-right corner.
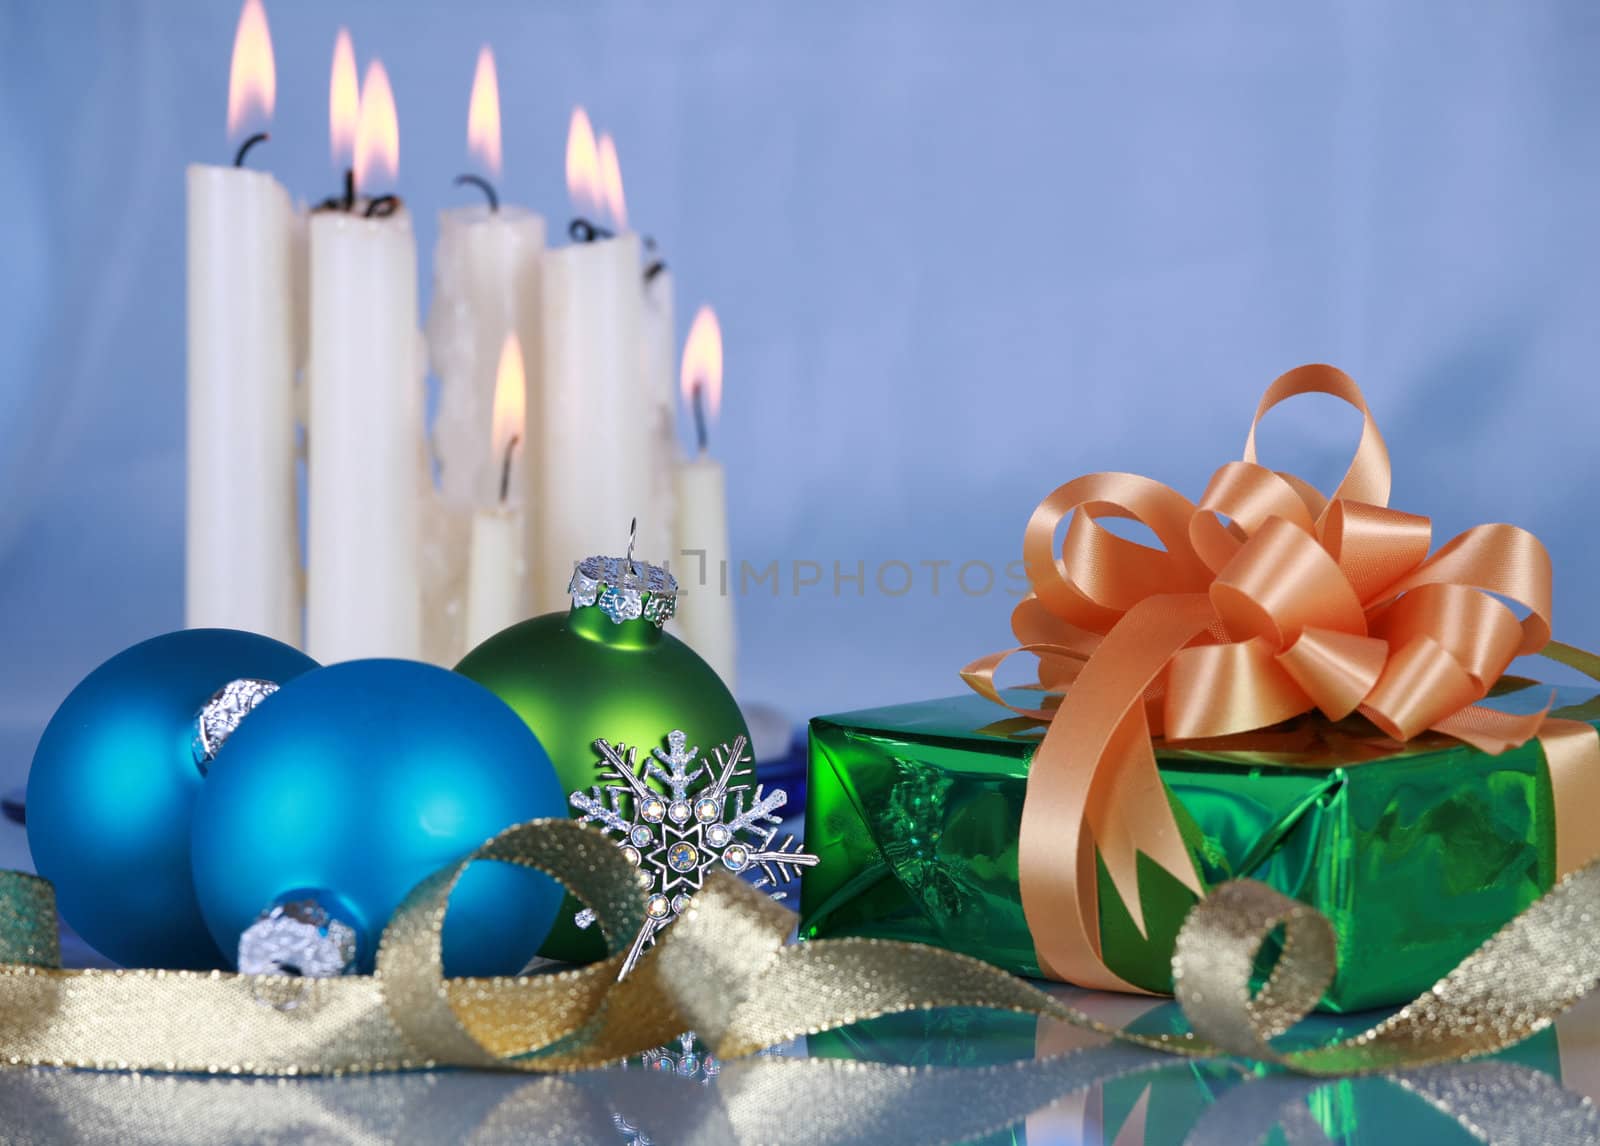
(799, 685), (1600, 1012)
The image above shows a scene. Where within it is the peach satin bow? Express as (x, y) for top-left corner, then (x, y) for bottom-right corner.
(963, 364), (1600, 993)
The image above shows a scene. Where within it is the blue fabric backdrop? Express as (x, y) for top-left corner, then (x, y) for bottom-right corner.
(2, 1), (1599, 791)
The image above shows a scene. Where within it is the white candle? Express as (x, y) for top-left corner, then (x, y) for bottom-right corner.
(528, 110), (652, 611)
(675, 456), (734, 685)
(430, 205), (544, 503)
(186, 0), (300, 645)
(306, 60), (422, 663)
(421, 47), (543, 663)
(603, 126), (677, 571)
(673, 306), (737, 690)
(465, 512), (521, 649)
(464, 334), (528, 648)
(428, 46), (545, 510)
(640, 264), (679, 579)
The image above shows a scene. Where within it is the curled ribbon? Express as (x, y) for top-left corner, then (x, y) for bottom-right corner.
(962, 364), (1600, 991)
(10, 818), (1600, 1080)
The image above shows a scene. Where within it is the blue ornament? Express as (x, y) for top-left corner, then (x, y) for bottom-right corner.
(26, 629), (319, 969)
(191, 659), (567, 977)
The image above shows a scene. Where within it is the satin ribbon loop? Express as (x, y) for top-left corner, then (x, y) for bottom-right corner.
(1209, 516), (1367, 647)
(1191, 461), (1316, 574)
(967, 363), (1600, 992)
(1359, 635), (1483, 742)
(1275, 627), (1388, 722)
(1242, 364), (1392, 508)
(1165, 638), (1310, 740)
(1371, 582), (1524, 693)
(1021, 473), (1210, 631)
(961, 644), (1078, 723)
(1318, 500), (1433, 605)
(1382, 523), (1553, 654)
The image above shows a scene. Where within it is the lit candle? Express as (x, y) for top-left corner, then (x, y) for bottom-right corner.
(638, 222), (679, 599)
(186, 0), (300, 645)
(422, 46), (545, 663)
(306, 50), (423, 663)
(428, 45), (545, 509)
(673, 306), (736, 689)
(464, 334), (528, 648)
(600, 130), (679, 580)
(529, 109), (653, 611)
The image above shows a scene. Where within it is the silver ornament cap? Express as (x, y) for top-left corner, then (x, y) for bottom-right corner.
(238, 898), (358, 979)
(568, 554), (679, 628)
(193, 678), (281, 773)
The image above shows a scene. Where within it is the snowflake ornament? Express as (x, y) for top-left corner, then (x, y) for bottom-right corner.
(570, 729), (819, 978)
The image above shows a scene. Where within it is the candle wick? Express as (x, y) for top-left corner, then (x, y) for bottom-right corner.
(233, 132), (270, 169)
(313, 169), (359, 214)
(498, 434), (521, 504)
(641, 234), (668, 282)
(364, 195), (400, 219)
(626, 517), (638, 566)
(569, 218), (615, 244)
(692, 384), (708, 455)
(454, 173), (500, 212)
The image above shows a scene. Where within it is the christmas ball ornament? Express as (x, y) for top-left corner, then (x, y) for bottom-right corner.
(191, 658), (568, 977)
(26, 628), (318, 969)
(456, 553), (752, 962)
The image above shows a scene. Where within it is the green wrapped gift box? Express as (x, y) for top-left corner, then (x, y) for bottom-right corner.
(799, 683), (1600, 1012)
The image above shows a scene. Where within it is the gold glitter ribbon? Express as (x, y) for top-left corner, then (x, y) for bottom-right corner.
(8, 815), (1600, 1080)
(962, 364), (1600, 990)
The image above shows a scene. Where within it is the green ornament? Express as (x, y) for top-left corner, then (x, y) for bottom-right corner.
(456, 553), (751, 963)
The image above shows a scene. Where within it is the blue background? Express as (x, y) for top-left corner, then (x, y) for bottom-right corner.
(2, 1), (1599, 793)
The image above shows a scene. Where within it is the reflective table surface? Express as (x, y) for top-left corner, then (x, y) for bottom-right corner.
(4, 818), (1598, 1145)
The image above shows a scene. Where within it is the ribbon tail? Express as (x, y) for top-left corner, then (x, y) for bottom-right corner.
(1093, 710), (1203, 939)
(1019, 594), (1214, 991)
(1022, 713), (1141, 992)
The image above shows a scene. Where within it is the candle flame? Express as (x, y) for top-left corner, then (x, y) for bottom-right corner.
(329, 28), (359, 169)
(491, 332), (527, 462)
(681, 306), (724, 422)
(466, 45), (502, 180)
(354, 60), (399, 194)
(597, 133), (627, 232)
(226, 0), (275, 138)
(565, 107), (601, 217)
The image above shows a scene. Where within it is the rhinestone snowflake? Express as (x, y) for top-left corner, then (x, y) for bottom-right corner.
(570, 730), (818, 978)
